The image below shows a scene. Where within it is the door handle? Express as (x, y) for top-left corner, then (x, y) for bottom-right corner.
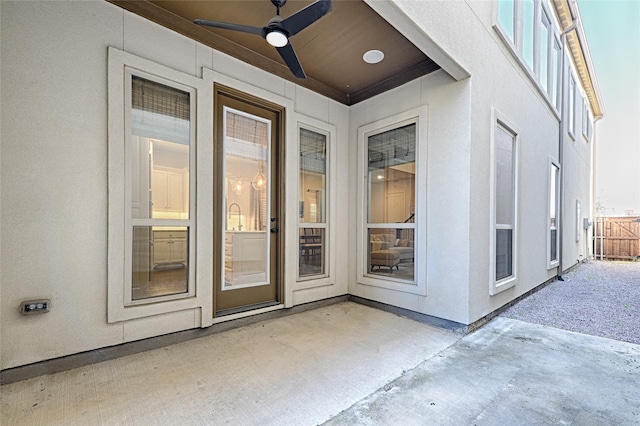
(270, 227), (279, 233)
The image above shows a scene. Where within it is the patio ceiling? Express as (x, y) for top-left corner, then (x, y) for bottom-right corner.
(108, 0), (441, 105)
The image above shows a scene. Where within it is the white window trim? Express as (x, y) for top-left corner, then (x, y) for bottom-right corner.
(493, 0), (561, 118)
(568, 74), (576, 139)
(581, 98), (589, 139)
(295, 116), (337, 289)
(576, 199), (582, 242)
(547, 159), (560, 269)
(108, 47), (205, 323)
(489, 109), (519, 295)
(356, 107), (427, 296)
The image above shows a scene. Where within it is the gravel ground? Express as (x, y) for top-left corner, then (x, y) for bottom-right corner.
(502, 260), (640, 345)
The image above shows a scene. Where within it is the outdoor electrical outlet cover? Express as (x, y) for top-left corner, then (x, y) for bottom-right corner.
(20, 299), (51, 315)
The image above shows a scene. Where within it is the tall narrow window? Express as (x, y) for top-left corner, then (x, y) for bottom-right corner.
(494, 123), (517, 284)
(523, 0), (535, 69)
(549, 163), (560, 266)
(582, 99), (589, 137)
(498, 0), (515, 43)
(569, 76), (576, 136)
(128, 74), (194, 303)
(540, 11), (550, 92)
(366, 124), (416, 283)
(298, 127), (328, 279)
(551, 37), (562, 109)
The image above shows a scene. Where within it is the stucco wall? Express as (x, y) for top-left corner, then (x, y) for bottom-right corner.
(348, 71), (472, 324)
(1, 0), (595, 369)
(0, 0), (350, 370)
(388, 0), (593, 323)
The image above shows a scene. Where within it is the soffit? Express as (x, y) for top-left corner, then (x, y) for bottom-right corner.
(108, 0), (441, 105)
(552, 0), (603, 117)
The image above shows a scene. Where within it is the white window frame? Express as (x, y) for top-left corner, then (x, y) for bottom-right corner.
(582, 98), (589, 139)
(569, 75), (576, 138)
(539, 7), (551, 94)
(356, 107), (427, 296)
(576, 199), (581, 242)
(490, 110), (519, 295)
(494, 0), (562, 115)
(551, 35), (562, 109)
(108, 47), (204, 322)
(296, 116), (336, 288)
(547, 160), (560, 269)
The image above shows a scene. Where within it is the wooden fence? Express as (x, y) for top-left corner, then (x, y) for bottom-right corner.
(593, 216), (640, 260)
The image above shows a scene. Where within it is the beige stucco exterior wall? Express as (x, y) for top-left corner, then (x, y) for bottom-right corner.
(1, 0), (596, 369)
(0, 0), (352, 370)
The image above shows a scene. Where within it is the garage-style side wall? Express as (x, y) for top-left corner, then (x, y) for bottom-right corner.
(0, 0), (350, 370)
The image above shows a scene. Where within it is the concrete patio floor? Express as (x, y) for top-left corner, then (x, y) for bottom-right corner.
(2, 302), (639, 425)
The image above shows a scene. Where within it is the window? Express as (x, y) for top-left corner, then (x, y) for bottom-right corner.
(498, 0), (516, 43)
(298, 127), (328, 279)
(540, 10), (550, 92)
(548, 162), (560, 267)
(492, 117), (518, 294)
(569, 76), (576, 137)
(582, 98), (589, 138)
(523, 0), (535, 69)
(366, 124), (416, 283)
(128, 74), (195, 304)
(495, 1), (562, 110)
(551, 37), (562, 109)
(108, 48), (200, 322)
(357, 108), (426, 295)
(576, 200), (581, 242)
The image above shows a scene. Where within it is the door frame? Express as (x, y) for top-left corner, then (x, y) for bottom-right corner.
(213, 84), (286, 317)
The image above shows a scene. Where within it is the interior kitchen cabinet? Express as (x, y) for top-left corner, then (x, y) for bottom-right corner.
(152, 167), (186, 213)
(224, 231), (267, 287)
(152, 229), (188, 267)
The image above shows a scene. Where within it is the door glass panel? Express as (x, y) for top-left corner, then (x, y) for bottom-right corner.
(132, 226), (189, 300)
(223, 108), (270, 290)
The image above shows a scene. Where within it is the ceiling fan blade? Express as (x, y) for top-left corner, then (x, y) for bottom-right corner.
(281, 0), (333, 37)
(194, 19), (265, 37)
(276, 43), (305, 79)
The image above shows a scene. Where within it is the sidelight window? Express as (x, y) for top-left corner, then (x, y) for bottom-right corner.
(298, 127), (328, 279)
(127, 73), (195, 304)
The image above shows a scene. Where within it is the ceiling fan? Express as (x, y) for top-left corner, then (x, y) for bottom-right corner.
(195, 0), (333, 79)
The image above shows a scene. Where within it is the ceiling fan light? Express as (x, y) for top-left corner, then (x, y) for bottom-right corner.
(266, 30), (288, 47)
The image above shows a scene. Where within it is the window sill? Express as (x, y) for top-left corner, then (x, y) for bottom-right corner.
(493, 25), (560, 121)
(490, 276), (516, 296)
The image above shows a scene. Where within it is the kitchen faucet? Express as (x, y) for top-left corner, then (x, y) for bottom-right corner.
(229, 203), (242, 231)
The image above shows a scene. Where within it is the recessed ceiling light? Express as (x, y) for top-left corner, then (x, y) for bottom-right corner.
(363, 50), (384, 64)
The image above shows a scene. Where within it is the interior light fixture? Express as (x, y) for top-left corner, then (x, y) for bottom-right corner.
(231, 177), (246, 194)
(363, 49), (384, 64)
(266, 30), (288, 48)
(252, 167), (267, 191)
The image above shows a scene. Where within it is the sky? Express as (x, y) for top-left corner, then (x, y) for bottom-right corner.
(578, 0), (640, 216)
